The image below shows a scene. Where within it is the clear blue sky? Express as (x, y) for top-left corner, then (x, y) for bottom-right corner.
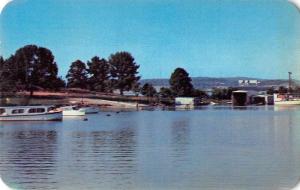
(1, 0), (300, 79)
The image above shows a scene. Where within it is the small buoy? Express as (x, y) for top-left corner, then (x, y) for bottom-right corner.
(83, 118), (88, 121)
(106, 114), (111, 116)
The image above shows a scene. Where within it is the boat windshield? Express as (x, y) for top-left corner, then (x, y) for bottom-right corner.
(47, 107), (55, 112)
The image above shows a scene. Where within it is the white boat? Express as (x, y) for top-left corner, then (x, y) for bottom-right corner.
(0, 106), (62, 121)
(78, 106), (99, 114)
(61, 106), (85, 116)
(274, 93), (300, 105)
(275, 100), (300, 105)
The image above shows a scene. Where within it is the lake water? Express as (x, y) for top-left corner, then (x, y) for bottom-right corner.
(1, 106), (300, 190)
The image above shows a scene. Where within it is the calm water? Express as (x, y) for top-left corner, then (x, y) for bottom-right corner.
(1, 106), (300, 190)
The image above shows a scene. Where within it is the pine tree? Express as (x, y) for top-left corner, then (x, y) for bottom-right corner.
(66, 60), (88, 88)
(109, 52), (140, 95)
(169, 68), (193, 97)
(141, 83), (157, 97)
(6, 45), (62, 95)
(87, 56), (110, 92)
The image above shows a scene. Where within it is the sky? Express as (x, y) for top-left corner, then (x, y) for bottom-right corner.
(1, 0), (300, 80)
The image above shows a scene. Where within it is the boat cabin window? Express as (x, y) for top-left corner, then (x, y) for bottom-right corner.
(28, 108), (45, 113)
(0, 108), (5, 115)
(12, 109), (25, 114)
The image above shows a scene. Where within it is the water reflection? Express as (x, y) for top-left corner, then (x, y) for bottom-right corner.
(54, 115), (138, 190)
(0, 129), (59, 190)
(1, 108), (300, 190)
(170, 119), (190, 163)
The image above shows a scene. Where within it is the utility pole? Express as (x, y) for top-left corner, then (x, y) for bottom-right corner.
(288, 72), (292, 94)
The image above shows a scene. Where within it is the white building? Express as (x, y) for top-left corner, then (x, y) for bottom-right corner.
(175, 97), (201, 109)
(238, 80), (259, 86)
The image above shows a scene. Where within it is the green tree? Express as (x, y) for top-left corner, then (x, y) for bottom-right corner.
(0, 56), (4, 68)
(0, 56), (16, 93)
(278, 86), (288, 94)
(0, 56), (7, 89)
(159, 87), (174, 98)
(132, 82), (140, 96)
(1, 55), (20, 92)
(109, 52), (140, 95)
(104, 80), (115, 93)
(169, 68), (193, 97)
(0, 56), (15, 105)
(294, 86), (300, 94)
(141, 83), (157, 97)
(49, 77), (66, 90)
(267, 87), (275, 95)
(7, 45), (61, 95)
(87, 56), (110, 92)
(225, 87), (238, 99)
(211, 87), (236, 100)
(159, 87), (175, 105)
(66, 60), (88, 88)
(192, 89), (208, 98)
(211, 88), (222, 99)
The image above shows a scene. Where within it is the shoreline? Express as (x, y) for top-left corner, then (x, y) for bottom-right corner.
(0, 91), (241, 108)
(0, 91), (152, 109)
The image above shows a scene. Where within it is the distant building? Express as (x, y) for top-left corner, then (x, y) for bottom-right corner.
(238, 80), (259, 87)
(113, 90), (139, 96)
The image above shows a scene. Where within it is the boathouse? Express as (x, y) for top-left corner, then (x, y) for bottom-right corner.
(232, 90), (256, 106)
(232, 90), (274, 106)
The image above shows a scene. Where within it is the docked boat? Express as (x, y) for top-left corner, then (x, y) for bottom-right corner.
(61, 106), (85, 116)
(78, 106), (99, 114)
(274, 93), (300, 105)
(0, 106), (62, 121)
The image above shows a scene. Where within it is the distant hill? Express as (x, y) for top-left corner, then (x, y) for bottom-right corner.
(141, 77), (298, 89)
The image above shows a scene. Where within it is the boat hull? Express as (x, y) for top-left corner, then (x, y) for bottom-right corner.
(0, 112), (63, 121)
(275, 100), (300, 105)
(63, 110), (85, 116)
(78, 107), (99, 114)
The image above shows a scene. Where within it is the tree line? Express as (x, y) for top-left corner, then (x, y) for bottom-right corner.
(4, 45), (298, 101)
(0, 44), (209, 99)
(66, 54), (207, 98)
(66, 51), (140, 95)
(0, 45), (141, 96)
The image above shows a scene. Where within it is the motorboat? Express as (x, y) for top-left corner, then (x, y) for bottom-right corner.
(78, 106), (99, 114)
(274, 93), (300, 105)
(0, 105), (62, 121)
(60, 106), (85, 116)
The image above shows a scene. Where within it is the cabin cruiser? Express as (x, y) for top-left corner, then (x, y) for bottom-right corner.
(274, 93), (300, 105)
(0, 106), (62, 121)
